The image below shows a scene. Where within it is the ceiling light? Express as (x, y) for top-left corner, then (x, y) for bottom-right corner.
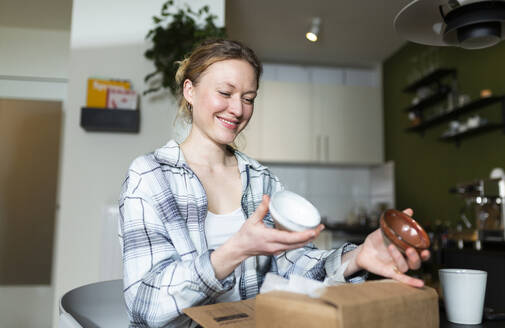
(306, 17), (321, 42)
(394, 0), (505, 49)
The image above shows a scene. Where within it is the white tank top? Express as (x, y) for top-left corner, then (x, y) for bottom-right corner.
(205, 207), (245, 302)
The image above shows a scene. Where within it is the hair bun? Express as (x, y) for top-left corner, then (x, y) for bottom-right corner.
(175, 58), (190, 85)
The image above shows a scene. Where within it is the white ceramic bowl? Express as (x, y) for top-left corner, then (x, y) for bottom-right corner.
(269, 190), (321, 232)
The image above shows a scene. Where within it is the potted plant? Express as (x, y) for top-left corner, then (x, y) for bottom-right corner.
(144, 0), (226, 95)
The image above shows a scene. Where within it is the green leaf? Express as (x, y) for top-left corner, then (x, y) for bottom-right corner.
(144, 70), (159, 82)
(144, 49), (154, 59)
(143, 86), (162, 95)
(145, 29), (154, 40)
(144, 1), (228, 96)
(185, 4), (195, 15)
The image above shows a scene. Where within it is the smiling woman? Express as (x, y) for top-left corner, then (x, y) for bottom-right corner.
(118, 39), (429, 328)
(180, 58), (257, 147)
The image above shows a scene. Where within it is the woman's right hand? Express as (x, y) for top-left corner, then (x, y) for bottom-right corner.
(233, 194), (324, 256)
(211, 195), (324, 280)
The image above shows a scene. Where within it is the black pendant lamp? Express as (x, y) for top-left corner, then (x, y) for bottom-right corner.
(395, 0), (505, 49)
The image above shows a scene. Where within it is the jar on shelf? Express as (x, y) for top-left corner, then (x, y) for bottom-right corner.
(408, 111), (422, 126)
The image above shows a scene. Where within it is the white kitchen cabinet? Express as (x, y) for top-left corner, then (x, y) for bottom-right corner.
(239, 84), (263, 159)
(313, 84), (383, 164)
(241, 81), (383, 164)
(242, 80), (314, 162)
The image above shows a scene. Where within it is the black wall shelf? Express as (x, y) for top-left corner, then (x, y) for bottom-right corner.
(80, 107), (139, 133)
(403, 87), (451, 113)
(403, 68), (457, 93)
(439, 123), (504, 146)
(406, 96), (505, 133)
(402, 65), (505, 146)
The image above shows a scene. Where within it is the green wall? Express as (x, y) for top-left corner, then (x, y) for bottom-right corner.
(383, 42), (505, 227)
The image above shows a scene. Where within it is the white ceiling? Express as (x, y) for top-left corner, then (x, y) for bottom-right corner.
(0, 0), (412, 67)
(226, 0), (412, 68)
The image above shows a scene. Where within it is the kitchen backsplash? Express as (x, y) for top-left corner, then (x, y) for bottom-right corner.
(267, 162), (395, 224)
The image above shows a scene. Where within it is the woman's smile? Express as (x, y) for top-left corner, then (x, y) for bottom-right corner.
(216, 116), (240, 130)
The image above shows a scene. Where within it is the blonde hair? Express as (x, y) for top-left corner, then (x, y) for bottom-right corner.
(174, 39), (262, 126)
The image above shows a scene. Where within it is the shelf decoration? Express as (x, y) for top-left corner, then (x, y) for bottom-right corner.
(403, 86), (451, 113)
(402, 66), (505, 145)
(80, 107), (139, 133)
(81, 77), (140, 133)
(403, 68), (457, 93)
(440, 122), (503, 141)
(403, 68), (458, 133)
(406, 96), (505, 133)
(107, 89), (138, 110)
(86, 78), (131, 108)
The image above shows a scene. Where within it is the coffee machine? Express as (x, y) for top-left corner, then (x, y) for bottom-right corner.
(450, 168), (505, 243)
(444, 169), (505, 314)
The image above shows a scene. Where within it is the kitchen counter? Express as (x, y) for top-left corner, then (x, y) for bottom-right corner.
(440, 310), (505, 327)
(441, 246), (505, 313)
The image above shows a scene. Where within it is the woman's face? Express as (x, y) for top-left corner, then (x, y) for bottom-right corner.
(184, 59), (257, 146)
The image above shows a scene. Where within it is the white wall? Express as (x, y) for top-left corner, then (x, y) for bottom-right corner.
(0, 26), (69, 328)
(0, 77), (67, 101)
(0, 26), (70, 79)
(0, 286), (54, 328)
(0, 26), (69, 101)
(51, 0), (224, 326)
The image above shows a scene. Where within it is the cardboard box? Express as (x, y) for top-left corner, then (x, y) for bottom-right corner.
(256, 280), (439, 328)
(184, 299), (255, 328)
(184, 280), (439, 328)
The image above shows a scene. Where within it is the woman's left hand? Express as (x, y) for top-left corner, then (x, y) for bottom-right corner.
(351, 208), (430, 287)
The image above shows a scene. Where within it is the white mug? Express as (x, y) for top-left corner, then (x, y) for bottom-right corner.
(439, 269), (487, 325)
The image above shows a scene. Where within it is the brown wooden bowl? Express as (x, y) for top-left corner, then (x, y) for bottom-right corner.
(379, 209), (430, 254)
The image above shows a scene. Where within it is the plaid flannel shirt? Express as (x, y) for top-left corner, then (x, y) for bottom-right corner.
(118, 140), (364, 328)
